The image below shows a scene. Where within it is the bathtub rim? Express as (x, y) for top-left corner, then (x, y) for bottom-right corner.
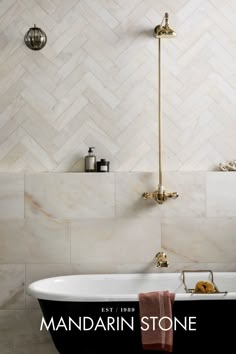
(27, 272), (236, 302)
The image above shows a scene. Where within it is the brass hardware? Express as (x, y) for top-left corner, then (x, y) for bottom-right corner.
(24, 24), (47, 51)
(181, 270), (227, 295)
(156, 252), (169, 267)
(142, 185), (178, 204)
(154, 13), (176, 38)
(143, 13), (178, 204)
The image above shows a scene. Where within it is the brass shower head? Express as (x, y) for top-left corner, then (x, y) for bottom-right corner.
(154, 13), (176, 38)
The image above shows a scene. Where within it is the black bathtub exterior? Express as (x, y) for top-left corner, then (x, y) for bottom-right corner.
(39, 299), (236, 354)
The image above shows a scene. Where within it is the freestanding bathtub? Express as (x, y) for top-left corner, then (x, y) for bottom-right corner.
(28, 272), (236, 354)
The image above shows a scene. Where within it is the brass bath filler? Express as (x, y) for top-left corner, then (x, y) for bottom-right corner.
(156, 252), (169, 268)
(142, 13), (178, 204)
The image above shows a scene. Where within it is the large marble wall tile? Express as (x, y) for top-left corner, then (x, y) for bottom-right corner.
(0, 219), (69, 263)
(152, 263), (236, 273)
(207, 173), (236, 217)
(161, 172), (206, 217)
(26, 264), (72, 308)
(0, 221), (25, 263)
(71, 218), (161, 264)
(13, 341), (57, 354)
(161, 218), (236, 263)
(70, 261), (157, 274)
(0, 310), (57, 354)
(0, 265), (25, 309)
(25, 173), (115, 219)
(0, 174), (24, 219)
(0, 310), (37, 336)
(24, 218), (70, 263)
(115, 172), (161, 217)
(116, 172), (206, 218)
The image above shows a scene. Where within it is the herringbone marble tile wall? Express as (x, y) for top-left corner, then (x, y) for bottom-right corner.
(0, 0), (236, 172)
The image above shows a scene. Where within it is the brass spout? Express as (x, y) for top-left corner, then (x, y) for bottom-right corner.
(156, 252), (169, 267)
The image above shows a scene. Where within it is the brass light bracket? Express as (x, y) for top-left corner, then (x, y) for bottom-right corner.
(142, 184), (178, 204)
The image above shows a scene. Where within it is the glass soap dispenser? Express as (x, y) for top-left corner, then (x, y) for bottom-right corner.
(85, 147), (96, 172)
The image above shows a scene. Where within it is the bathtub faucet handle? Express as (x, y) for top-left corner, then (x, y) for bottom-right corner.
(156, 252), (169, 268)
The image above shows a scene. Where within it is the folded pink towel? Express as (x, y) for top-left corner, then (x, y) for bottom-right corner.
(139, 291), (175, 352)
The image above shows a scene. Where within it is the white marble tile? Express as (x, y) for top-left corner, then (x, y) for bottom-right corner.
(0, 265), (25, 309)
(0, 310), (39, 335)
(26, 264), (72, 308)
(0, 310), (57, 354)
(161, 172), (206, 217)
(207, 172), (236, 217)
(94, 262), (236, 274)
(116, 172), (206, 218)
(26, 262), (236, 284)
(115, 172), (161, 217)
(161, 217), (236, 263)
(24, 218), (70, 263)
(25, 173), (115, 219)
(70, 261), (157, 274)
(71, 218), (161, 264)
(12, 341), (58, 354)
(0, 174), (24, 219)
(1, 1), (236, 173)
(0, 219), (69, 263)
(150, 263), (236, 273)
(0, 221), (25, 263)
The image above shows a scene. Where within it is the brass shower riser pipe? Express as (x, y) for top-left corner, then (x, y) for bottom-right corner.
(142, 13), (178, 204)
(158, 38), (162, 186)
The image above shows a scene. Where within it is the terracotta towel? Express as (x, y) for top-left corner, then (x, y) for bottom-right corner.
(139, 291), (175, 352)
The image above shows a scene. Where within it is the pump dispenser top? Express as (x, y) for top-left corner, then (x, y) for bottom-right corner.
(85, 147), (96, 172)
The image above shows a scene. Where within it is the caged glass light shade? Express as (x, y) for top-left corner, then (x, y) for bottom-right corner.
(24, 24), (47, 51)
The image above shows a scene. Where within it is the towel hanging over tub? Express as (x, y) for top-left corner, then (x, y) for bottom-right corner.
(139, 291), (175, 352)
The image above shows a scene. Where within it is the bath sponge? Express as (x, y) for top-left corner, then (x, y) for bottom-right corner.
(194, 281), (216, 293)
